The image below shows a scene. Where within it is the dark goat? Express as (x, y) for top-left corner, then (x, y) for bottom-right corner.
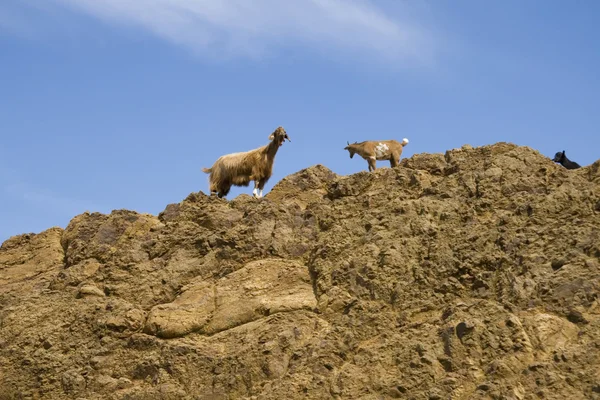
(552, 151), (581, 169)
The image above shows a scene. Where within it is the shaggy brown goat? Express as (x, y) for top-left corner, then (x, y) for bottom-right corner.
(202, 126), (291, 198)
(344, 138), (409, 171)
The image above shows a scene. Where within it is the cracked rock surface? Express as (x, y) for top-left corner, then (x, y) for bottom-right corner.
(1, 143), (600, 399)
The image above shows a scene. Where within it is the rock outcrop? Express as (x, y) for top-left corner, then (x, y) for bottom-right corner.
(1, 143), (599, 399)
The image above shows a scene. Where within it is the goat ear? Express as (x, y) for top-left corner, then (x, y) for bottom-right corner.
(268, 134), (275, 140)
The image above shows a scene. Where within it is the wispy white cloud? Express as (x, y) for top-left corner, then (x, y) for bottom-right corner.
(43, 0), (434, 63)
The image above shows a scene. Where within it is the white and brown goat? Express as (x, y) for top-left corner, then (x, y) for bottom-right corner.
(202, 126), (291, 198)
(344, 138), (409, 171)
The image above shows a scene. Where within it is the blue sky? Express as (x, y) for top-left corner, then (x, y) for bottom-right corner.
(1, 0), (599, 243)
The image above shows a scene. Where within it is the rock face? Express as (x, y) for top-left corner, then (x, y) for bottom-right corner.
(1, 142), (599, 399)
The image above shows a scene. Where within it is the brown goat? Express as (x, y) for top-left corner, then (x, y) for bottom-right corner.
(344, 138), (409, 171)
(202, 126), (291, 198)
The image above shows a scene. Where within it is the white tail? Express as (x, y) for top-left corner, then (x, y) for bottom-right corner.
(402, 138), (409, 145)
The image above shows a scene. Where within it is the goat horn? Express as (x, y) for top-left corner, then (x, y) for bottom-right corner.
(347, 141), (350, 145)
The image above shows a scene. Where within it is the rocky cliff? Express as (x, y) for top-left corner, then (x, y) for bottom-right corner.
(1, 143), (599, 400)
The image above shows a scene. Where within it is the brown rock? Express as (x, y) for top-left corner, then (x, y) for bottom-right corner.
(1, 143), (599, 399)
(144, 259), (316, 338)
(0, 227), (64, 294)
(78, 284), (105, 298)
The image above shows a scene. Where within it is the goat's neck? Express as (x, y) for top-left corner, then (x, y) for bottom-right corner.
(264, 139), (281, 159)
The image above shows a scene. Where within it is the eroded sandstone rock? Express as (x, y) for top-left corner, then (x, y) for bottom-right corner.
(1, 143), (599, 399)
(144, 259), (317, 338)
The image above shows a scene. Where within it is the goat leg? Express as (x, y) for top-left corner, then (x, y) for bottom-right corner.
(368, 157), (377, 172)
